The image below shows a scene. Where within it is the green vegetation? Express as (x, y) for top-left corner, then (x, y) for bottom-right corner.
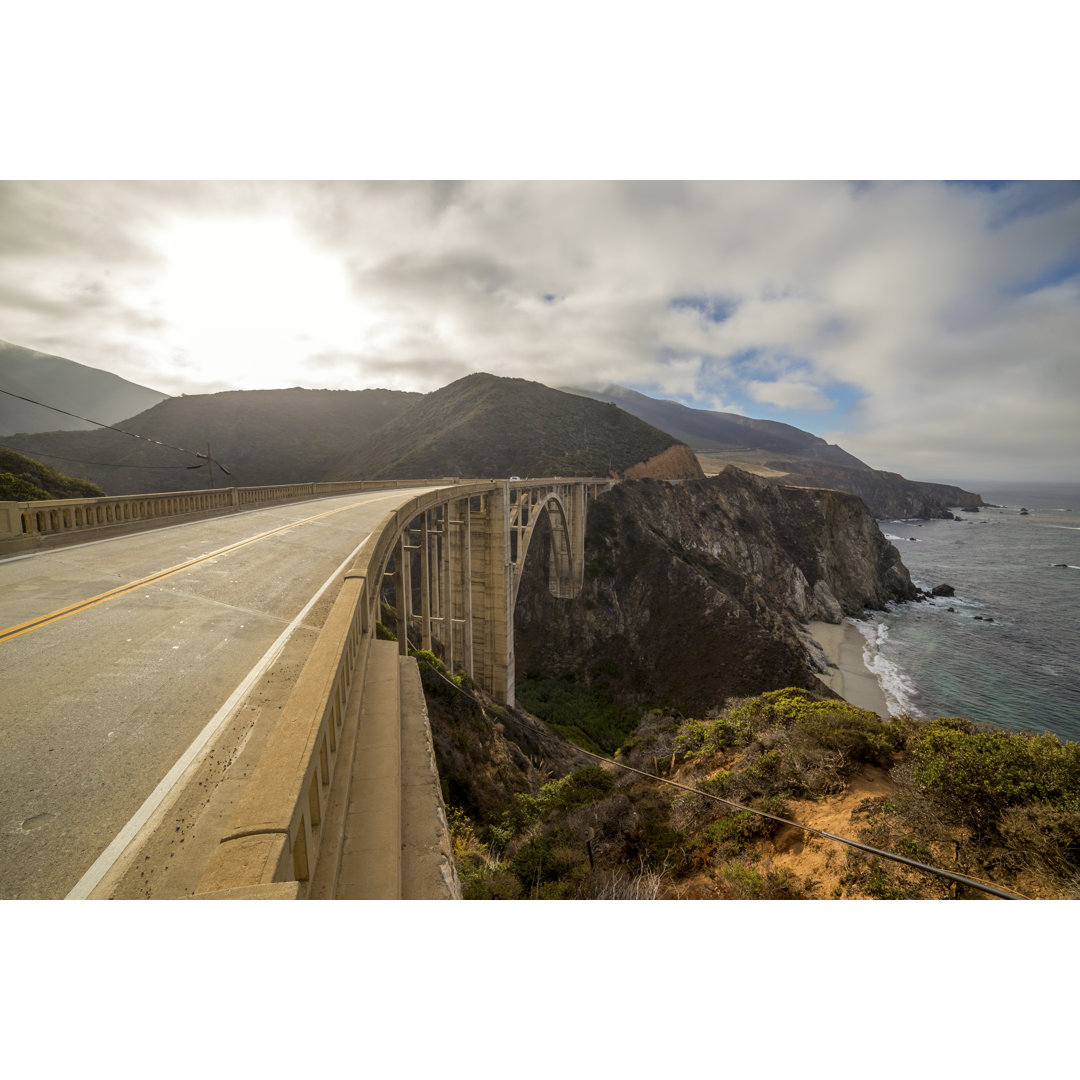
(335, 373), (683, 481)
(409, 648), (474, 704)
(7, 387), (420, 496)
(673, 688), (904, 803)
(7, 374), (694, 497)
(450, 767), (617, 899)
(443, 686), (1080, 900)
(0, 472), (50, 500)
(909, 716), (1080, 833)
(712, 861), (816, 900)
(0, 447), (104, 500)
(515, 668), (643, 754)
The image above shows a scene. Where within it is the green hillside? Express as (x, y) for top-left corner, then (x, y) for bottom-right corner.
(0, 447), (105, 500)
(6, 387), (421, 495)
(7, 375), (698, 496)
(331, 373), (686, 479)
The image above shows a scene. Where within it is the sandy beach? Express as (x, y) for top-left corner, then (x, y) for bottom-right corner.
(804, 620), (891, 717)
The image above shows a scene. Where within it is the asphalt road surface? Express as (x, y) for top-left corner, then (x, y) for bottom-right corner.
(0, 487), (437, 899)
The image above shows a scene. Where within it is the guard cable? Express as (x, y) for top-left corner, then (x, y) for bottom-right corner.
(405, 636), (1026, 900)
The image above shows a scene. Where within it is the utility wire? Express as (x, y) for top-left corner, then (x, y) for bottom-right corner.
(0, 385), (232, 476)
(406, 633), (1026, 900)
(0, 444), (203, 471)
(0, 385), (227, 468)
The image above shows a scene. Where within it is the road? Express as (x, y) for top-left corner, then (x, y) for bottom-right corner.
(0, 487), (436, 899)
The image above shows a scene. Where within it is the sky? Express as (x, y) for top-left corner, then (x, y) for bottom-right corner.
(2, 179), (1077, 484)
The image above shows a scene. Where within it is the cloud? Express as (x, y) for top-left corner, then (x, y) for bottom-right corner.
(0, 180), (1077, 481)
(746, 379), (834, 412)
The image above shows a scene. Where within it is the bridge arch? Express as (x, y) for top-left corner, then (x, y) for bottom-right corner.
(369, 479), (604, 709)
(508, 485), (585, 611)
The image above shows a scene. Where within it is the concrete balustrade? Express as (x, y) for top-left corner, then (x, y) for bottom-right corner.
(0, 478), (462, 554)
(194, 478), (612, 898)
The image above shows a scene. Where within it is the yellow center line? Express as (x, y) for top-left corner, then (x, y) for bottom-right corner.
(0, 493), (403, 644)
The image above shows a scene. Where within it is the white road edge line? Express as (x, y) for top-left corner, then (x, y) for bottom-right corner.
(64, 529), (374, 900)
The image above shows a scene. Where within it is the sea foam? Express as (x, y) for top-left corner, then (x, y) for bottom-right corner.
(852, 617), (924, 717)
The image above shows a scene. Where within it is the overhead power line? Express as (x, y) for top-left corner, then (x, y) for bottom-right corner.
(0, 385), (232, 476)
(0, 444), (203, 471)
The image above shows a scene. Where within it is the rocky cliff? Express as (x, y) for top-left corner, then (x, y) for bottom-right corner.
(515, 467), (916, 716)
(771, 462), (984, 519)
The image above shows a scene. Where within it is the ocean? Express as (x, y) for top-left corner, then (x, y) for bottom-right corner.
(856, 481), (1080, 744)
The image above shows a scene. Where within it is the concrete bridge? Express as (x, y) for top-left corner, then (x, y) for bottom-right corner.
(0, 477), (610, 899)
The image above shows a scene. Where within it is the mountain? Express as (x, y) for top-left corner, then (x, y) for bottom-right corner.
(5, 387), (422, 495)
(564, 383), (868, 469)
(326, 372), (701, 482)
(562, 383), (983, 518)
(0, 340), (170, 435)
(5, 374), (701, 496)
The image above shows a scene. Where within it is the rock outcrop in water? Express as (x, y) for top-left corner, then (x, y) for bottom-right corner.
(515, 467), (917, 716)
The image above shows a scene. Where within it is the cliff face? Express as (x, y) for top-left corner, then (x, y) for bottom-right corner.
(515, 467), (916, 716)
(768, 462), (984, 519)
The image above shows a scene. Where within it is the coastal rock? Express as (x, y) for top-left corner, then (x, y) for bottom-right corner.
(931, 584), (956, 597)
(753, 461), (985, 520)
(515, 468), (917, 715)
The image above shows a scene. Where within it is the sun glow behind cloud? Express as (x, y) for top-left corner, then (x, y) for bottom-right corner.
(150, 216), (370, 389)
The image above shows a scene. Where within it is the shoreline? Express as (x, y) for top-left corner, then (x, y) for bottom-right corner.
(804, 619), (892, 718)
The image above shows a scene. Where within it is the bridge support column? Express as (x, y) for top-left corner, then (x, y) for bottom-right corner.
(448, 497), (474, 683)
(420, 512), (432, 652)
(395, 534), (410, 657)
(468, 487), (515, 706)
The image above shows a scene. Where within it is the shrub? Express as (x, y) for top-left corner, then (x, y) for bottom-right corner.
(509, 833), (581, 890)
(686, 798), (786, 868)
(463, 869), (523, 900)
(715, 860), (765, 898)
(491, 766), (616, 845)
(0, 472), (51, 501)
(675, 712), (750, 759)
(516, 671), (642, 753)
(410, 648), (464, 699)
(713, 861), (812, 899)
(910, 719), (1080, 836)
(866, 864), (904, 900)
(995, 804), (1080, 877)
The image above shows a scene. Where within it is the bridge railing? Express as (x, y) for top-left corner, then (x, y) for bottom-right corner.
(0, 478), (462, 551)
(195, 482), (488, 895)
(195, 478), (610, 897)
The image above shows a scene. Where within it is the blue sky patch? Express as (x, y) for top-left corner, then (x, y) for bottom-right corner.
(669, 294), (737, 323)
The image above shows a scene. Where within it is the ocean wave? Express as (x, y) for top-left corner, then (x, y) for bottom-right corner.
(851, 618), (924, 717)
